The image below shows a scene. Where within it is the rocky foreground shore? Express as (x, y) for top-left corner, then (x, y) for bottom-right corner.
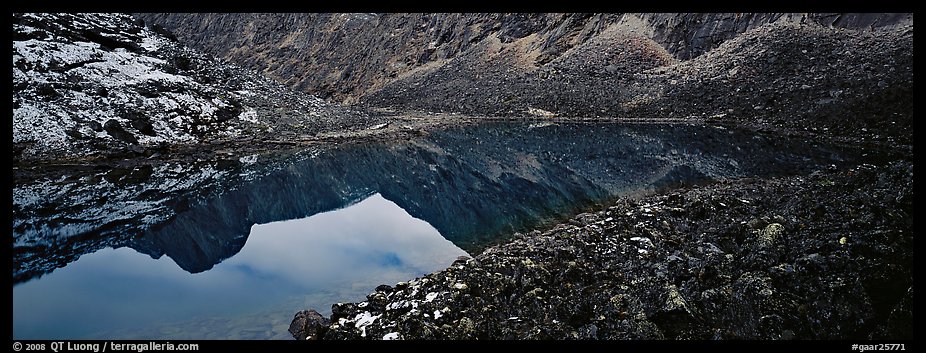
(12, 12), (912, 341)
(291, 159), (912, 340)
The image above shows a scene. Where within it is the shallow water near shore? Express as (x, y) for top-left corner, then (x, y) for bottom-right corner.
(13, 122), (879, 339)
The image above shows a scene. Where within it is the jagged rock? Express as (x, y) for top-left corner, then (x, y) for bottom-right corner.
(130, 118), (156, 136)
(331, 302), (359, 322)
(289, 310), (330, 340)
(755, 223), (783, 248)
(87, 120), (103, 132)
(103, 119), (138, 144)
(64, 128), (84, 140)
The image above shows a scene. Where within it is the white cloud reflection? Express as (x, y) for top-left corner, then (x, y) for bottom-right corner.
(228, 193), (469, 288)
(13, 193), (467, 339)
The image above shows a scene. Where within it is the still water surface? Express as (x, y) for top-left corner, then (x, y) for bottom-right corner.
(12, 122), (874, 339)
(14, 194), (465, 339)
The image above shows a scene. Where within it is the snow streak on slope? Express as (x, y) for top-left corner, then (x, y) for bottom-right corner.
(12, 13), (379, 162)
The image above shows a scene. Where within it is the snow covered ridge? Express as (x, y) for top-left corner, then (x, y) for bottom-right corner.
(12, 13), (371, 162)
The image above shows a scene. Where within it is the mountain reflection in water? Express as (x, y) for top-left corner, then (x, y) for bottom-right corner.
(13, 122), (876, 339)
(14, 193), (465, 339)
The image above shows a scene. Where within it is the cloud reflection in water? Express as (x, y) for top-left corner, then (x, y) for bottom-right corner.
(13, 193), (467, 339)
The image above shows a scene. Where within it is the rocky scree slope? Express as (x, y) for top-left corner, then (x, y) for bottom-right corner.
(12, 13), (381, 163)
(362, 18), (912, 146)
(291, 161), (913, 340)
(138, 13), (912, 144)
(136, 13), (909, 102)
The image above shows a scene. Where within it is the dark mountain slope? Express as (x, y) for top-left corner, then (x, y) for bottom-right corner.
(138, 13), (913, 144)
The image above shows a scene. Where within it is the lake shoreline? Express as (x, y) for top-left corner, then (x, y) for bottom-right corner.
(291, 156), (912, 340)
(13, 12), (913, 341)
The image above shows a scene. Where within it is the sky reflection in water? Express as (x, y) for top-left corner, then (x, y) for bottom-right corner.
(13, 193), (467, 339)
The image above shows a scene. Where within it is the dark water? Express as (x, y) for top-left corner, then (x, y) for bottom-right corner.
(12, 122), (875, 339)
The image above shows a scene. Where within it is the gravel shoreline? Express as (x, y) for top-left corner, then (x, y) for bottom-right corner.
(291, 159), (912, 340)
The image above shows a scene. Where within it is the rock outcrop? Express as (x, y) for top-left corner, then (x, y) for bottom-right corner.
(12, 13), (380, 163)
